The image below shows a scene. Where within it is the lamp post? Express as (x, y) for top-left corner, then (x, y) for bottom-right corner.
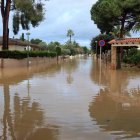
(26, 32), (30, 66)
(95, 41), (98, 59)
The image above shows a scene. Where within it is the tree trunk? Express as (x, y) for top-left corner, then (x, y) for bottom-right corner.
(119, 14), (126, 62)
(70, 35), (71, 43)
(2, 18), (9, 50)
(1, 0), (11, 50)
(120, 23), (125, 38)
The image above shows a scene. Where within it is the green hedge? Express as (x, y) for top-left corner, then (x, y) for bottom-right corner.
(0, 50), (57, 59)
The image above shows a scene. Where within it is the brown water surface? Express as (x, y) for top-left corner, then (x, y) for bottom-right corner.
(0, 57), (140, 140)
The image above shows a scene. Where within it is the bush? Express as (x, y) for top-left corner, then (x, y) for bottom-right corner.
(56, 47), (61, 56)
(128, 48), (138, 56)
(61, 49), (71, 55)
(0, 50), (57, 59)
(123, 49), (140, 65)
(0, 50), (27, 59)
(132, 53), (140, 64)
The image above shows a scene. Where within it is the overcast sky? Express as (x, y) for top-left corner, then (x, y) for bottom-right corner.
(0, 0), (139, 47)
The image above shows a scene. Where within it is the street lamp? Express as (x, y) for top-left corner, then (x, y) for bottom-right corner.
(95, 41), (98, 59)
(26, 32), (30, 66)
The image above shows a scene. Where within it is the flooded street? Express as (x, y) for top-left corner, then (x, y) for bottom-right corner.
(0, 57), (140, 140)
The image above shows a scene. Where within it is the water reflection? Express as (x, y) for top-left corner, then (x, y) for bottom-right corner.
(2, 84), (16, 140)
(62, 59), (78, 84)
(89, 59), (140, 139)
(0, 63), (62, 85)
(0, 60), (79, 140)
(0, 62), (64, 140)
(89, 88), (140, 139)
(0, 84), (58, 140)
(0, 57), (140, 140)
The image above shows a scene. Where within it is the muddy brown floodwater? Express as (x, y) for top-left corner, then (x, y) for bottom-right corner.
(0, 57), (140, 140)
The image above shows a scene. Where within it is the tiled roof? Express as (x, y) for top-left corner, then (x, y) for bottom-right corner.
(109, 38), (140, 44)
(0, 37), (27, 46)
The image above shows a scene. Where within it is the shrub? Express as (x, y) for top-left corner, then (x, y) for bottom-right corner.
(128, 48), (138, 56)
(0, 50), (57, 59)
(61, 49), (71, 55)
(56, 47), (61, 56)
(123, 49), (140, 65)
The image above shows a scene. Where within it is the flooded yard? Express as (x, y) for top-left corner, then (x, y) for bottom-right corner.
(0, 57), (140, 140)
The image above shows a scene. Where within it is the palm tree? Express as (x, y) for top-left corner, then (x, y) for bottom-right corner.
(67, 29), (74, 43)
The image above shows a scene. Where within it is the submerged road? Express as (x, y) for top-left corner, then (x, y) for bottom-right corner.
(0, 57), (140, 140)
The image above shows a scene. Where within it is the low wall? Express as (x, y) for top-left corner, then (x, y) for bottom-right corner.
(0, 57), (59, 68)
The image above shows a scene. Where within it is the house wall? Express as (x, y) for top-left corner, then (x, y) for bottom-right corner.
(9, 45), (26, 51)
(0, 45), (26, 51)
(0, 45), (41, 51)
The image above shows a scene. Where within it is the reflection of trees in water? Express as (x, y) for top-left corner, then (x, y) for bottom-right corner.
(62, 59), (78, 73)
(66, 74), (74, 84)
(14, 95), (44, 140)
(90, 60), (114, 86)
(89, 88), (140, 139)
(62, 59), (78, 84)
(90, 60), (127, 86)
(90, 59), (140, 93)
(0, 59), (78, 86)
(0, 59), (80, 139)
(1, 84), (16, 140)
(0, 63), (62, 86)
(90, 59), (140, 138)
(0, 84), (58, 140)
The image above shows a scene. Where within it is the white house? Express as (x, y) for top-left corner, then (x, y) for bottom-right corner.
(0, 37), (43, 51)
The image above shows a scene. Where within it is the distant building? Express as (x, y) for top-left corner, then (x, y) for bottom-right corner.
(0, 37), (43, 51)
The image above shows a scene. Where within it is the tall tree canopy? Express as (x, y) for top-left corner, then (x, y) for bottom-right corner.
(1, 0), (46, 50)
(67, 29), (74, 43)
(90, 0), (140, 38)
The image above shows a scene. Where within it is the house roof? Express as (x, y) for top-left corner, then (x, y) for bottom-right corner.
(109, 38), (140, 44)
(0, 37), (43, 49)
(0, 37), (27, 46)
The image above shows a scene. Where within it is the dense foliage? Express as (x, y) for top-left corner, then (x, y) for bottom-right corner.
(29, 38), (91, 56)
(30, 39), (43, 44)
(12, 0), (45, 34)
(0, 51), (57, 59)
(123, 48), (140, 65)
(91, 0), (140, 38)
